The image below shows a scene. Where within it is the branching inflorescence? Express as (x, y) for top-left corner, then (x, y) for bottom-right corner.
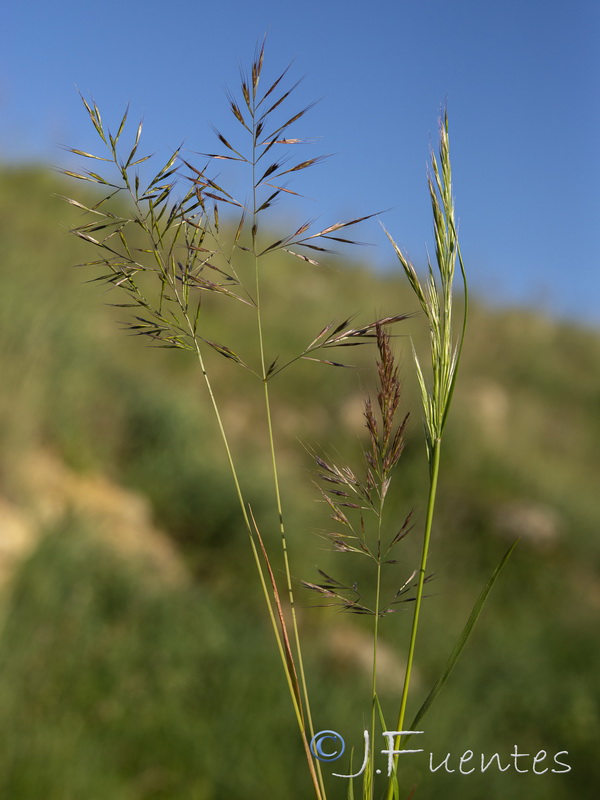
(65, 42), (514, 800)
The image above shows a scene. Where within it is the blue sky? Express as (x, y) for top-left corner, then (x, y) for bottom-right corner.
(3, 0), (599, 324)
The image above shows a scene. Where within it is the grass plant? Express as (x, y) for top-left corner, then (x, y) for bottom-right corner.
(64, 42), (516, 799)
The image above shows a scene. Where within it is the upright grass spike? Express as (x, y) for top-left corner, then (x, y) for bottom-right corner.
(382, 112), (472, 799)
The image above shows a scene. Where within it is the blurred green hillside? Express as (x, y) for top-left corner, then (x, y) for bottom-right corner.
(0, 166), (598, 799)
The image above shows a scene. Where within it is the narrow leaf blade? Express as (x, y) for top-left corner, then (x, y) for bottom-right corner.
(408, 539), (518, 735)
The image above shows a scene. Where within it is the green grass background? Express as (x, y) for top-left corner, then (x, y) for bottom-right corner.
(0, 166), (598, 798)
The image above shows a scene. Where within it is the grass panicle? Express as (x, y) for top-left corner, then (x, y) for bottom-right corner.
(65, 44), (408, 800)
(65, 44), (513, 800)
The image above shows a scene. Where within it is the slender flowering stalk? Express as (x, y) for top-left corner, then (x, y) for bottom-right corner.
(306, 325), (418, 800)
(383, 111), (468, 797)
(64, 43), (410, 800)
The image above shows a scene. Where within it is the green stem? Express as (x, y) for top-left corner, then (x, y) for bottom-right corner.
(184, 318), (295, 701)
(386, 438), (441, 799)
(367, 562), (382, 799)
(251, 111), (325, 800)
(368, 501), (386, 799)
(188, 322), (325, 798)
